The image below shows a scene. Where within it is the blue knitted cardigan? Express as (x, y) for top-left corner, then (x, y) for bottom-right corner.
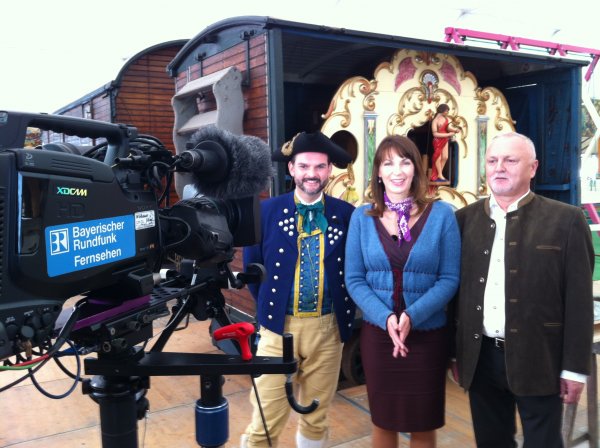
(345, 200), (461, 330)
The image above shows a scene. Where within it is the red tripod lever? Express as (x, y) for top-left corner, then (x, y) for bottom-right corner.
(213, 322), (255, 361)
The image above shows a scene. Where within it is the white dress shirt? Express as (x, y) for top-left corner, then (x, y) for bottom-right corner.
(482, 193), (518, 338)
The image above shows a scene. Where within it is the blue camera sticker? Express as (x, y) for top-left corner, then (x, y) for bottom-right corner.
(45, 215), (136, 277)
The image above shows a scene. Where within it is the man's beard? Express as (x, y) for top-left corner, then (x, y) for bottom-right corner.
(489, 176), (513, 195)
(295, 177), (327, 195)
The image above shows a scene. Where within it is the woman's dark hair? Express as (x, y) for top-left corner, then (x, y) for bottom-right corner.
(367, 135), (433, 217)
(435, 103), (450, 116)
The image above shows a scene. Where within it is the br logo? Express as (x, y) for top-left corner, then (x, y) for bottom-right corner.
(49, 229), (70, 255)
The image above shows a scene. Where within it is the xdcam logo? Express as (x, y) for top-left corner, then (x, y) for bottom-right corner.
(57, 186), (88, 197)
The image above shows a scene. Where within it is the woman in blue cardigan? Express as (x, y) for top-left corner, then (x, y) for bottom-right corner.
(345, 135), (460, 448)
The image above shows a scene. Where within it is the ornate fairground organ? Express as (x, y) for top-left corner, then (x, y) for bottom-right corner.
(321, 49), (516, 208)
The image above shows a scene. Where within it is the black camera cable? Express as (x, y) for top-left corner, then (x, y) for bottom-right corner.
(0, 298), (85, 393)
(250, 376), (273, 447)
(151, 161), (173, 205)
(28, 338), (82, 399)
(133, 134), (166, 151)
(81, 142), (108, 160)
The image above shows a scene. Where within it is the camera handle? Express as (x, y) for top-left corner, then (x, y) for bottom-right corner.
(0, 111), (137, 165)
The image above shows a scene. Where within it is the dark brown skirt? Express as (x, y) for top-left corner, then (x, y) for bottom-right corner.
(360, 322), (449, 432)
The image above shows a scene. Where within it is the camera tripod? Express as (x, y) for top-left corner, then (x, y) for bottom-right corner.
(76, 277), (308, 448)
(83, 337), (298, 448)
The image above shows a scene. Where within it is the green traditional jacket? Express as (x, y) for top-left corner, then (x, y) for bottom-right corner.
(454, 192), (594, 396)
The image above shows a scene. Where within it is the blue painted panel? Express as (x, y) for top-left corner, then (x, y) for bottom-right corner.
(497, 67), (581, 205)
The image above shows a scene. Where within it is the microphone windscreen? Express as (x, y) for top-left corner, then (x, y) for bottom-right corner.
(188, 125), (274, 198)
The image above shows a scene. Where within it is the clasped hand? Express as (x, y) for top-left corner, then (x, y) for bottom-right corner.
(387, 312), (411, 358)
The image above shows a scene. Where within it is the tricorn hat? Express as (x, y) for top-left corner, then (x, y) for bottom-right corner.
(272, 131), (352, 168)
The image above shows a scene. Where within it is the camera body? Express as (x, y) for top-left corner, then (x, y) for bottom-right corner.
(0, 110), (259, 359)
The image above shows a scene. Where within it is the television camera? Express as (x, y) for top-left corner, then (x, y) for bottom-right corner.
(0, 111), (314, 448)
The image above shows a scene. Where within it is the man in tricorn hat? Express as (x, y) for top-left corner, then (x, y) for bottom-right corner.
(242, 131), (356, 448)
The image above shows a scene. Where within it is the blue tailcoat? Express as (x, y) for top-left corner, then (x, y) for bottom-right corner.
(243, 192), (356, 342)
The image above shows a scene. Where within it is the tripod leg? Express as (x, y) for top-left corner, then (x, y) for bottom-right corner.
(84, 375), (148, 448)
(196, 375), (228, 448)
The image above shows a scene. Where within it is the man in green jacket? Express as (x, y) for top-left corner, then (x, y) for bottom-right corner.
(453, 132), (594, 447)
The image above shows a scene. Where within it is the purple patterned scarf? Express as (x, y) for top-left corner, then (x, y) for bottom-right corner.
(383, 192), (413, 245)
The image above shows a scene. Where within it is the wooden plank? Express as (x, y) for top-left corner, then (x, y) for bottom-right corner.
(9, 313), (598, 447)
